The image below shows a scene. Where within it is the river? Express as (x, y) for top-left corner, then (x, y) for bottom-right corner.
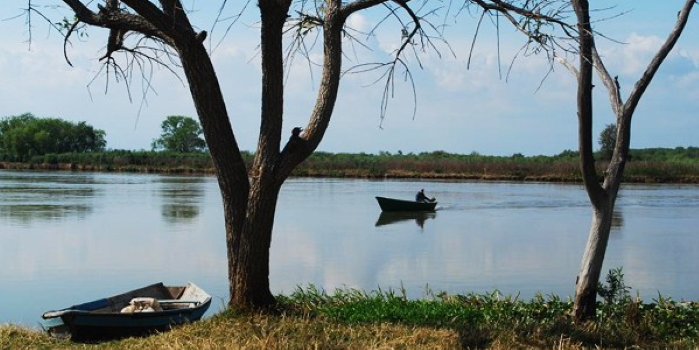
(0, 170), (697, 327)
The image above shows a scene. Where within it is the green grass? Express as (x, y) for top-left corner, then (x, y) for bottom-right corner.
(282, 286), (699, 349)
(5, 286), (697, 350)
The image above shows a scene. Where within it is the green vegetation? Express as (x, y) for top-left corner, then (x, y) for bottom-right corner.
(598, 123), (616, 162)
(1, 148), (697, 183)
(0, 113), (106, 162)
(0, 114), (695, 182)
(0, 150), (219, 172)
(151, 115), (207, 153)
(2, 273), (698, 349)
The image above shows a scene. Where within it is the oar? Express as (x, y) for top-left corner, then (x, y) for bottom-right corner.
(42, 310), (65, 319)
(157, 299), (200, 304)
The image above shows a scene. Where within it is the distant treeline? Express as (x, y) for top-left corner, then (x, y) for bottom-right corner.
(1, 147), (697, 183)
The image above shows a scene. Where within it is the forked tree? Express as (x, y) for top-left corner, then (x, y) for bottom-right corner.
(39, 0), (442, 309)
(467, 0), (696, 321)
(570, 0), (695, 322)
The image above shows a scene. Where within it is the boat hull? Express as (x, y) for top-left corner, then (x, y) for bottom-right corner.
(375, 196), (437, 212)
(52, 305), (210, 339)
(42, 282), (211, 340)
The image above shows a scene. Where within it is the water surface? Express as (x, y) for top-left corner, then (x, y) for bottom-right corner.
(0, 170), (697, 327)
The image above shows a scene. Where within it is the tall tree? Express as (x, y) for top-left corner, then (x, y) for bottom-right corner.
(467, 0), (696, 321)
(152, 115), (206, 152)
(45, 0), (439, 309)
(597, 123), (616, 161)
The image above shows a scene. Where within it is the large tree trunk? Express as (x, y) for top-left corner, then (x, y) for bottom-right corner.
(573, 197), (613, 321)
(223, 0), (291, 309)
(229, 179), (280, 307)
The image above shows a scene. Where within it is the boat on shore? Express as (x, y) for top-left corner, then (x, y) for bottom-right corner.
(41, 282), (211, 340)
(375, 196), (437, 212)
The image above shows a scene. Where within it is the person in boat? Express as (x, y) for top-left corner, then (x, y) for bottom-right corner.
(415, 189), (435, 203)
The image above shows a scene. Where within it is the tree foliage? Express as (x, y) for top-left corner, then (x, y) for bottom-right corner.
(151, 115), (206, 153)
(0, 113), (106, 161)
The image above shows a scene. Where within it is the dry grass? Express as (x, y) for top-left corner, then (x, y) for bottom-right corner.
(3, 309), (698, 350)
(3, 281), (699, 350)
(2, 315), (462, 350)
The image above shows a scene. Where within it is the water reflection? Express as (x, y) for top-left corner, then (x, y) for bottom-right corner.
(611, 210), (624, 233)
(0, 203), (92, 223)
(161, 204), (199, 221)
(375, 211), (437, 228)
(0, 172), (98, 224)
(157, 176), (206, 223)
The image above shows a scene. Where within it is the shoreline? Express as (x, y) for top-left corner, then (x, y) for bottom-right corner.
(1, 162), (697, 184)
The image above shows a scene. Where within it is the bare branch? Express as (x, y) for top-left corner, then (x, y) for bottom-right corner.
(21, 2), (72, 50)
(590, 46), (622, 117)
(467, 10), (486, 70)
(555, 54), (579, 78)
(62, 0), (171, 43)
(342, 0), (390, 16)
(63, 19), (81, 66)
(622, 0), (696, 118)
(390, 0), (422, 61)
(210, 0), (252, 54)
(357, 1), (448, 122)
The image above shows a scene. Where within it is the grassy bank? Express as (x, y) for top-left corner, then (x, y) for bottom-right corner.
(1, 148), (698, 183)
(3, 286), (698, 350)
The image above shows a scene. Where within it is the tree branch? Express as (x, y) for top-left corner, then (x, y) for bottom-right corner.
(591, 46), (622, 118)
(62, 0), (170, 43)
(342, 0), (389, 16)
(572, 0), (604, 199)
(622, 0), (696, 118)
(604, 0), (695, 190)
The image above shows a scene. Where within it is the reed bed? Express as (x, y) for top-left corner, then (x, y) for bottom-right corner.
(1, 148), (696, 183)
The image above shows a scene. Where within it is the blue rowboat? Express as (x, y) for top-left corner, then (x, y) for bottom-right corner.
(375, 196), (437, 212)
(41, 282), (211, 340)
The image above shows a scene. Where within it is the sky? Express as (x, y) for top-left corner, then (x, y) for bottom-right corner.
(0, 1), (697, 156)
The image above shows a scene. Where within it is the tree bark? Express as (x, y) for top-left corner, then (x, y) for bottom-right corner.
(229, 179), (280, 307)
(573, 198), (613, 321)
(172, 29), (257, 307)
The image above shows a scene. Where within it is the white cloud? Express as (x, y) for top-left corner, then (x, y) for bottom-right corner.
(346, 12), (372, 33)
(599, 33), (665, 76)
(0, 1), (696, 156)
(676, 47), (699, 66)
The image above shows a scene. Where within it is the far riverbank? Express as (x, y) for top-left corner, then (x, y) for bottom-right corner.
(1, 147), (697, 183)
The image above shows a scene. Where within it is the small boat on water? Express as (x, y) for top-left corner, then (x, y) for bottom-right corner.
(41, 282), (211, 340)
(375, 196), (437, 212)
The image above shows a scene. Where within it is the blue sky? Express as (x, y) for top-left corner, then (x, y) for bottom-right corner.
(0, 1), (696, 156)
